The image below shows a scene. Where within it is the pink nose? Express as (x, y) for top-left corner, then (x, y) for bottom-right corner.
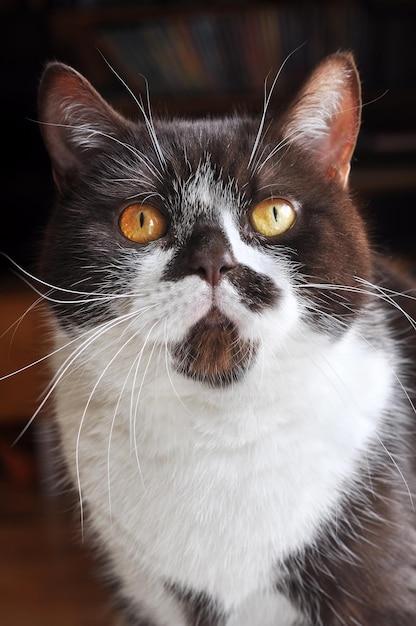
(189, 247), (236, 286)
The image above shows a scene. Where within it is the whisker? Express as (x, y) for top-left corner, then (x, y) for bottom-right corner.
(0, 294), (44, 344)
(107, 341), (145, 522)
(13, 304), (156, 446)
(163, 319), (192, 414)
(105, 154), (154, 188)
(1, 254), (145, 301)
(1, 329), (79, 383)
(253, 131), (296, 175)
(98, 52), (166, 170)
(131, 321), (160, 485)
(375, 433), (415, 512)
(248, 44), (306, 170)
(76, 311), (154, 532)
(126, 191), (166, 204)
(39, 118), (163, 182)
(299, 278), (416, 332)
(297, 275), (416, 461)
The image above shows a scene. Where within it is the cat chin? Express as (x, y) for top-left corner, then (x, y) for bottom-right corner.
(171, 307), (258, 387)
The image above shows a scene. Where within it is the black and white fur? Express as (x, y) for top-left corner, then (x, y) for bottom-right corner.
(36, 53), (416, 625)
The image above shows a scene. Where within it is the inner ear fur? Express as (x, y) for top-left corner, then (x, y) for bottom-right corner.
(282, 52), (361, 188)
(38, 62), (128, 192)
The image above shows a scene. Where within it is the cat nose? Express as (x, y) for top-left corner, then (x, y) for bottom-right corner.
(189, 247), (236, 287)
(187, 227), (237, 287)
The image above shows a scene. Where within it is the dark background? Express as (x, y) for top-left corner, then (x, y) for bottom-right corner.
(1, 0), (416, 275)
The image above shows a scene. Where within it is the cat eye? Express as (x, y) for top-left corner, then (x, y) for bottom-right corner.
(250, 198), (296, 237)
(119, 203), (168, 243)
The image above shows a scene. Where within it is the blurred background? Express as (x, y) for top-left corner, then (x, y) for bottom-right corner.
(0, 0), (415, 624)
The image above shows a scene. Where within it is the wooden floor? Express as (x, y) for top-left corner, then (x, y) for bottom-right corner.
(0, 459), (118, 625)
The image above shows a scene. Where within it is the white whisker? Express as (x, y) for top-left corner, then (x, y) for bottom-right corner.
(248, 44), (306, 170)
(1, 254), (146, 302)
(163, 319), (192, 414)
(76, 308), (154, 531)
(375, 433), (415, 512)
(131, 321), (160, 485)
(13, 303), (156, 448)
(253, 131), (297, 175)
(98, 53), (166, 170)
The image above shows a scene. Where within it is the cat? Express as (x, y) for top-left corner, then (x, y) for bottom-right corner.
(35, 51), (416, 625)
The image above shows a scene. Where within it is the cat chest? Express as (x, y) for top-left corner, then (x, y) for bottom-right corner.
(53, 326), (394, 606)
(73, 405), (361, 606)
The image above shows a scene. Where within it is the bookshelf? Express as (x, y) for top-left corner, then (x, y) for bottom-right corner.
(48, 2), (377, 115)
(46, 2), (415, 117)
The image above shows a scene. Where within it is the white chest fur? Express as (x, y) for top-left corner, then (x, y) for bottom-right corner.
(51, 317), (395, 618)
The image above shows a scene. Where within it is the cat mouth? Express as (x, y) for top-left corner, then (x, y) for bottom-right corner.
(171, 307), (257, 387)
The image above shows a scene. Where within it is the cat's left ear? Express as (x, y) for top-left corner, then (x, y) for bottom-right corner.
(38, 62), (130, 193)
(281, 52), (361, 188)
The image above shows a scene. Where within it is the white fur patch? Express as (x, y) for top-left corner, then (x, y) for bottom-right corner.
(226, 590), (302, 626)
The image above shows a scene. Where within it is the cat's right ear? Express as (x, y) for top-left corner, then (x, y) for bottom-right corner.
(280, 53), (361, 189)
(38, 62), (128, 193)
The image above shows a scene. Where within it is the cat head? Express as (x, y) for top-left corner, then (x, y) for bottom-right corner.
(38, 52), (371, 387)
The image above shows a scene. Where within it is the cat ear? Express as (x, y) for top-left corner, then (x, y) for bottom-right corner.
(38, 62), (128, 192)
(281, 52), (361, 188)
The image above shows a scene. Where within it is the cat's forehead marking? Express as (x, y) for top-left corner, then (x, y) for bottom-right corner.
(173, 158), (242, 229)
(185, 160), (217, 210)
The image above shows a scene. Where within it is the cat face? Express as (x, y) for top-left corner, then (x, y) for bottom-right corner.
(38, 53), (371, 387)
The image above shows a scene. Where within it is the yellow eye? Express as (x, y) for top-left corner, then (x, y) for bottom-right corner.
(119, 203), (168, 243)
(250, 198), (296, 237)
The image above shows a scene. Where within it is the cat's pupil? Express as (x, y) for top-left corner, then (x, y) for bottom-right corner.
(273, 206), (278, 222)
(139, 211), (145, 228)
